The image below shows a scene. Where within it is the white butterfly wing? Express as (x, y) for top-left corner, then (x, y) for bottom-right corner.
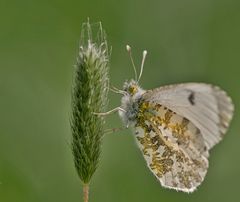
(143, 83), (234, 149)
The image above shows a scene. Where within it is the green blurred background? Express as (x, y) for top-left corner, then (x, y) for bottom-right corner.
(0, 0), (239, 201)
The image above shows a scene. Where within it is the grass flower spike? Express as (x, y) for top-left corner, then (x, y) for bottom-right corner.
(70, 21), (109, 202)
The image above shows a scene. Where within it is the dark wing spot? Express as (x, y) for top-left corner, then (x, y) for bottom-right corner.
(188, 91), (195, 105)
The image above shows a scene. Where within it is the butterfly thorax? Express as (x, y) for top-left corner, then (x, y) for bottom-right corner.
(119, 80), (146, 127)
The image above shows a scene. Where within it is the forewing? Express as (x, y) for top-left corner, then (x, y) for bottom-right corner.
(135, 101), (208, 192)
(143, 83), (234, 149)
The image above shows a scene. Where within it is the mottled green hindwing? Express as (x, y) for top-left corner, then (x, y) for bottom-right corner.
(135, 100), (209, 192)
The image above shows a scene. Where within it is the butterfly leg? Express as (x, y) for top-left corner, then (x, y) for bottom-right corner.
(109, 85), (127, 95)
(104, 127), (126, 135)
(93, 107), (126, 116)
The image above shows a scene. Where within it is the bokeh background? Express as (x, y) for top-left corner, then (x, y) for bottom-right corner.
(0, 0), (240, 202)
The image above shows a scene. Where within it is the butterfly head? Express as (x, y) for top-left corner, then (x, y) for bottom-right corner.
(123, 80), (140, 96)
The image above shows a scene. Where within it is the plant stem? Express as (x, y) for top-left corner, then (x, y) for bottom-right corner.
(83, 184), (89, 202)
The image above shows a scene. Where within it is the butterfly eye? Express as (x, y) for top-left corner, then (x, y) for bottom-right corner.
(129, 85), (138, 95)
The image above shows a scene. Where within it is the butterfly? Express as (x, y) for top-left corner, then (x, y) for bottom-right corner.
(98, 45), (234, 192)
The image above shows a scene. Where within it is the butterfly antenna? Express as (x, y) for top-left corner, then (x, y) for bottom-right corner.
(126, 45), (138, 81)
(137, 50), (147, 83)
